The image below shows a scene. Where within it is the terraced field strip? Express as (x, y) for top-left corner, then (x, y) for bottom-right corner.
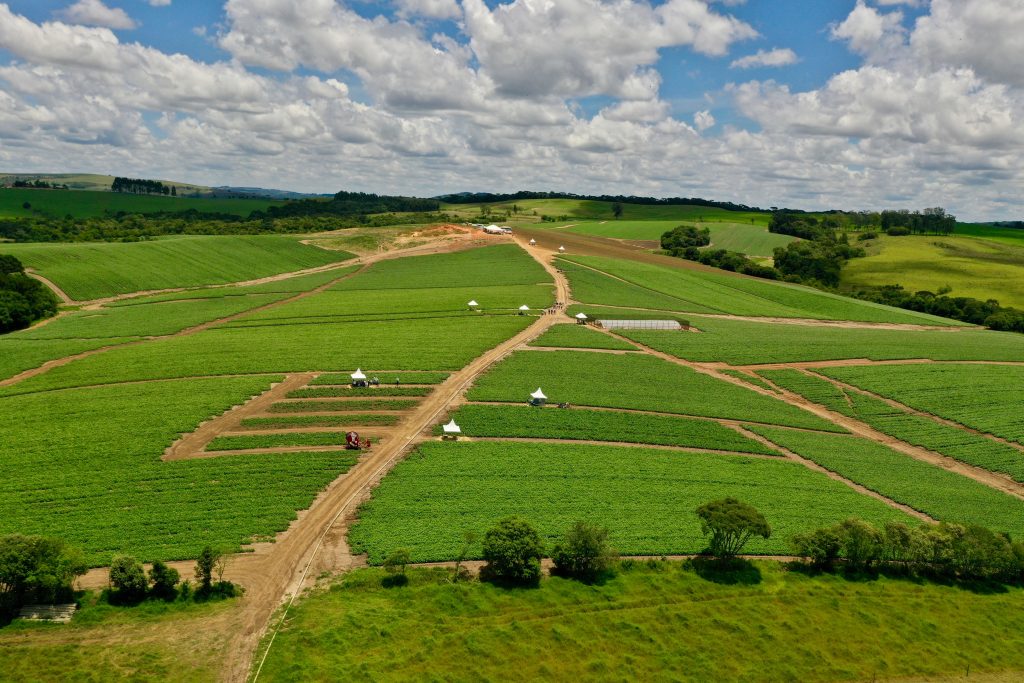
(807, 370), (1024, 453)
(728, 358), (1024, 372)
(520, 344), (642, 355)
(468, 436), (781, 459)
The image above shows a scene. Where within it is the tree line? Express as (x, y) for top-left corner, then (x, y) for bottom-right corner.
(437, 190), (764, 214)
(9, 180), (68, 190)
(111, 177), (177, 196)
(254, 190), (439, 219)
(0, 255), (59, 333)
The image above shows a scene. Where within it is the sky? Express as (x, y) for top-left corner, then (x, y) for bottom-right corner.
(0, 1), (1020, 220)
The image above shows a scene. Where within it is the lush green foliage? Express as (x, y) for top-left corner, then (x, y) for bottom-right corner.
(285, 386), (432, 398)
(2, 235), (352, 300)
(466, 350), (841, 431)
(759, 370), (1024, 481)
(255, 563), (1024, 683)
(481, 517), (544, 586)
(661, 225), (711, 253)
(551, 521), (617, 582)
(239, 414), (400, 429)
(624, 315), (1024, 364)
(0, 534), (86, 613)
(205, 433), (360, 451)
(695, 498), (771, 559)
(748, 427), (1024, 538)
(349, 441), (908, 563)
(0, 256), (58, 332)
(529, 324), (638, 350)
(822, 364), (1024, 446)
(0, 187), (280, 219)
(0, 377), (358, 564)
(447, 404), (780, 454)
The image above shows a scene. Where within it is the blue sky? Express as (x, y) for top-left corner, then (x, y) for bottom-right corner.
(0, 1), (1020, 220)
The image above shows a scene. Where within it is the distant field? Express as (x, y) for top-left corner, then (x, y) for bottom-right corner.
(443, 198), (770, 225)
(255, 564), (1024, 683)
(0, 187), (280, 218)
(349, 441), (908, 562)
(561, 220), (795, 257)
(623, 315), (1024, 364)
(4, 235), (353, 300)
(843, 235), (1024, 309)
(957, 222), (1024, 246)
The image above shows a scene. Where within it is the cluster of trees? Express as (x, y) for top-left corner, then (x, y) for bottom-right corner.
(660, 225), (711, 253)
(852, 284), (1024, 333)
(111, 177), (177, 196)
(770, 208), (956, 238)
(437, 190), (766, 214)
(0, 255), (59, 333)
(10, 180), (68, 190)
(792, 518), (1024, 582)
(108, 546), (239, 605)
(0, 535), (86, 620)
(255, 190), (439, 219)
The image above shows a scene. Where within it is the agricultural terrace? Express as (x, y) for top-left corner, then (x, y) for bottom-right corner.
(4, 235), (353, 301)
(559, 254), (955, 324)
(0, 241), (551, 565)
(443, 198), (770, 226)
(0, 186), (281, 218)
(557, 220), (795, 258)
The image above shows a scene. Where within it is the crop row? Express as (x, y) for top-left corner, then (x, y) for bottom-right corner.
(286, 387), (432, 399)
(529, 324), (638, 350)
(348, 441), (909, 564)
(239, 415), (400, 429)
(446, 404), (779, 455)
(749, 427), (1024, 538)
(206, 433), (365, 451)
(310, 371), (450, 386)
(821, 364), (1024, 447)
(466, 350), (843, 432)
(269, 399), (419, 413)
(0, 377), (354, 565)
(759, 370), (1024, 482)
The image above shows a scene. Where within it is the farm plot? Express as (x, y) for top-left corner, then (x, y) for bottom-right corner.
(446, 404), (779, 454)
(5, 235), (354, 300)
(103, 266), (360, 303)
(0, 336), (141, 383)
(239, 415), (400, 429)
(529, 324), (639, 350)
(309, 371), (449, 385)
(206, 433), (362, 451)
(269, 399), (419, 413)
(0, 377), (357, 565)
(561, 255), (956, 325)
(0, 316), (533, 396)
(750, 427), (1024, 538)
(467, 351), (841, 431)
(348, 441), (910, 563)
(558, 259), (720, 313)
(285, 387), (432, 398)
(821, 364), (1024, 446)
(759, 370), (1024, 482)
(622, 315), (1024, 364)
(563, 220), (681, 241)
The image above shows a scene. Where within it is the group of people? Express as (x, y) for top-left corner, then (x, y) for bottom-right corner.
(544, 301), (566, 315)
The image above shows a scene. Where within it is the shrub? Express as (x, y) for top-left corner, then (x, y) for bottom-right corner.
(695, 498), (771, 560)
(837, 518), (883, 572)
(886, 226), (911, 236)
(109, 555), (148, 603)
(790, 527), (843, 570)
(551, 521), (617, 583)
(194, 546), (220, 592)
(857, 231), (878, 241)
(382, 548), (411, 587)
(481, 516), (544, 586)
(0, 535), (86, 613)
(149, 560), (180, 600)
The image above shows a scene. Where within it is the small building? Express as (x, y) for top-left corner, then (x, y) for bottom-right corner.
(597, 319), (683, 331)
(518, 305), (530, 315)
(575, 312), (588, 325)
(442, 419), (462, 440)
(484, 224), (505, 234)
(350, 368), (368, 388)
(529, 387), (547, 407)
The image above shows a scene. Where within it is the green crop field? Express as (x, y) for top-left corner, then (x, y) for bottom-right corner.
(560, 255), (955, 324)
(239, 415), (400, 429)
(560, 220), (795, 257)
(758, 370), (1024, 482)
(309, 371), (449, 385)
(821, 364), (1024, 446)
(206, 433), (358, 451)
(622, 315), (1024, 364)
(957, 223), (1024, 246)
(448, 404), (779, 454)
(254, 564), (1024, 683)
(842, 235), (1024, 309)
(751, 427), (1024, 538)
(285, 386), (432, 398)
(349, 441), (908, 563)
(4, 235), (353, 300)
(0, 377), (358, 565)
(444, 199), (770, 225)
(269, 399), (419, 413)
(0, 187), (281, 218)
(466, 350), (842, 431)
(0, 336), (141, 383)
(529, 324), (638, 350)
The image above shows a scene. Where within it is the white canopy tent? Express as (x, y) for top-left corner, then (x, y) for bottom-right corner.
(529, 238), (537, 245)
(350, 368), (367, 380)
(442, 420), (462, 435)
(558, 245), (566, 253)
(519, 305), (530, 314)
(531, 388), (547, 400)
(468, 300), (479, 308)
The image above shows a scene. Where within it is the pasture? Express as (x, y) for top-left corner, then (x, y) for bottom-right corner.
(842, 234), (1024, 309)
(5, 235), (352, 300)
(0, 187), (280, 218)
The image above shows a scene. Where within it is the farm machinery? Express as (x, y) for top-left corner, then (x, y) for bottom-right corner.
(345, 431), (372, 450)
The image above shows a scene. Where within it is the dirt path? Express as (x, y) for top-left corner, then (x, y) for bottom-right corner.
(215, 243), (566, 682)
(25, 269), (75, 304)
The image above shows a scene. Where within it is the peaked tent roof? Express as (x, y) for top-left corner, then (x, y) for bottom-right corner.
(519, 304), (530, 311)
(531, 388), (547, 399)
(351, 368), (367, 380)
(468, 300), (479, 307)
(442, 419), (462, 434)
(576, 312), (588, 319)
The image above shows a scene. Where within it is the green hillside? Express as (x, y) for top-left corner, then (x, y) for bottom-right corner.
(0, 187), (281, 218)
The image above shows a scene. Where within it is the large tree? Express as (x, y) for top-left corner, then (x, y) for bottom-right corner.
(695, 498), (771, 560)
(481, 516), (544, 586)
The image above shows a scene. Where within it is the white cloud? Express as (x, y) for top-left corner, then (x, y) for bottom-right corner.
(730, 47), (798, 69)
(58, 0), (137, 30)
(394, 0), (460, 20)
(694, 110), (715, 131)
(830, 1), (906, 58)
(149, 0), (172, 6)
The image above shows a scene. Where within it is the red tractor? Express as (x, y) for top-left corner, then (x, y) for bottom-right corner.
(345, 431), (372, 450)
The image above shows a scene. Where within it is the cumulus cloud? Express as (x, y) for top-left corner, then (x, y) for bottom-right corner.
(730, 47), (798, 69)
(829, 0), (906, 58)
(394, 0), (460, 20)
(149, 0), (172, 6)
(694, 110), (715, 131)
(58, 0), (137, 30)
